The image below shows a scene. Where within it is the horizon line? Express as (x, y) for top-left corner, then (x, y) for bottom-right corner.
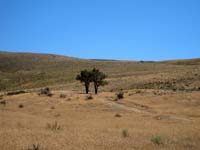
(0, 50), (200, 62)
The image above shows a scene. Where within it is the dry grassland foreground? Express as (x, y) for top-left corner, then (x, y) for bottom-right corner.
(0, 89), (200, 150)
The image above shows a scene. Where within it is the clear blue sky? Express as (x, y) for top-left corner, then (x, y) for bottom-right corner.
(0, 0), (200, 60)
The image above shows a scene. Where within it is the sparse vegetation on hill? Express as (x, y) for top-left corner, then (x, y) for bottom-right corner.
(0, 52), (200, 92)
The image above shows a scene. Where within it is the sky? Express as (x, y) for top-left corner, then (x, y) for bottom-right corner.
(0, 0), (200, 60)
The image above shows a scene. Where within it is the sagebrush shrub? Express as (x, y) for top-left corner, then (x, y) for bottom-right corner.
(60, 93), (66, 98)
(0, 100), (6, 106)
(39, 87), (52, 97)
(18, 104), (24, 108)
(115, 113), (122, 117)
(116, 91), (124, 99)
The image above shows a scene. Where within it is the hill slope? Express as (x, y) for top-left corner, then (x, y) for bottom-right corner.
(0, 52), (200, 91)
(162, 58), (200, 65)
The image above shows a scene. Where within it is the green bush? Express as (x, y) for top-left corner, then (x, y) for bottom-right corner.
(151, 135), (162, 145)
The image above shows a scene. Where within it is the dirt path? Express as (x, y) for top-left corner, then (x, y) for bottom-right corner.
(98, 98), (192, 122)
(99, 98), (150, 114)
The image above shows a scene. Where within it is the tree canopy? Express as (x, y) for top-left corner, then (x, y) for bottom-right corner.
(76, 68), (107, 94)
(91, 68), (107, 94)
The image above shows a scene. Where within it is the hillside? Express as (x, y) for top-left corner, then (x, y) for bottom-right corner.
(1, 52), (200, 150)
(162, 58), (200, 65)
(0, 51), (200, 92)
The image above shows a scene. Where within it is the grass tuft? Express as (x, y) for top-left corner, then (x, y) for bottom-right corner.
(151, 135), (163, 145)
(122, 129), (128, 138)
(46, 121), (61, 131)
(27, 144), (40, 150)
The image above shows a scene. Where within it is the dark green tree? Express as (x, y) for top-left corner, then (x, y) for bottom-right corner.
(91, 68), (107, 94)
(76, 70), (93, 94)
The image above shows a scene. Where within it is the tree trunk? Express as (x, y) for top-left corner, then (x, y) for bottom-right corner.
(94, 84), (98, 94)
(85, 84), (89, 94)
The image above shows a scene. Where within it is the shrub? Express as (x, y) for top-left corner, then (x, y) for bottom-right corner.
(0, 100), (6, 106)
(60, 93), (66, 98)
(39, 87), (52, 97)
(151, 135), (162, 145)
(115, 113), (122, 117)
(128, 92), (134, 96)
(116, 91), (124, 99)
(50, 106), (55, 109)
(18, 104), (24, 108)
(172, 88), (177, 91)
(135, 90), (142, 94)
(86, 94), (93, 100)
(122, 129), (128, 138)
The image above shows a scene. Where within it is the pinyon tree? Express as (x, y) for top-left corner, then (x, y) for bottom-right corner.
(91, 68), (107, 94)
(76, 70), (93, 94)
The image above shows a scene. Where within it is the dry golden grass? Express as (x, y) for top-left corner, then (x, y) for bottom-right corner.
(1, 52), (200, 92)
(0, 90), (200, 150)
(0, 52), (200, 149)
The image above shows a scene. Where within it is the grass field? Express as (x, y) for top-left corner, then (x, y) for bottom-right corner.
(1, 90), (200, 150)
(0, 52), (200, 92)
(0, 52), (200, 150)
